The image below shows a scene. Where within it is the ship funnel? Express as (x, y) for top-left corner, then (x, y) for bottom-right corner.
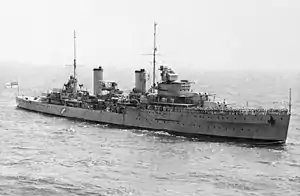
(135, 69), (146, 94)
(93, 66), (103, 96)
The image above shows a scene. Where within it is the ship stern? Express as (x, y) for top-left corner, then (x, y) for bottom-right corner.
(15, 95), (22, 107)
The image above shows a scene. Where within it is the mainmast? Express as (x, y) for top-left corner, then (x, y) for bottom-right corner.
(152, 22), (157, 90)
(73, 30), (77, 94)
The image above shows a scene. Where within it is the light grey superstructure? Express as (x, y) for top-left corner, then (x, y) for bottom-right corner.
(16, 25), (291, 143)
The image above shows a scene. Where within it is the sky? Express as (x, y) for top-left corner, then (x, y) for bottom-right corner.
(0, 0), (299, 72)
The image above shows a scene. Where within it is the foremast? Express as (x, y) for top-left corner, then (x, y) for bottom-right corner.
(152, 22), (157, 91)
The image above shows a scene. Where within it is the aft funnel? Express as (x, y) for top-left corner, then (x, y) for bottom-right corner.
(93, 66), (103, 96)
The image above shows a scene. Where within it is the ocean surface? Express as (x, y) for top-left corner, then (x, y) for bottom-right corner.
(0, 65), (300, 196)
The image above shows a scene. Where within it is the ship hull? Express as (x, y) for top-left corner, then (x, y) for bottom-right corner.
(16, 96), (291, 143)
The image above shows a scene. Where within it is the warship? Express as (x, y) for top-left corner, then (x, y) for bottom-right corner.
(16, 23), (292, 144)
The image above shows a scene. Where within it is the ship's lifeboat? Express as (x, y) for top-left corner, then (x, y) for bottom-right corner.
(130, 99), (139, 105)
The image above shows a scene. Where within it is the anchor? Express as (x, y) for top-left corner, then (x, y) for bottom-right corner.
(268, 115), (275, 125)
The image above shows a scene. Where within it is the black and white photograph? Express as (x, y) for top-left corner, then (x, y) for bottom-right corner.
(0, 0), (299, 195)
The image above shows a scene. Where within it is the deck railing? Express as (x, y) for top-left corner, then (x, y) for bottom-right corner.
(142, 104), (289, 116)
